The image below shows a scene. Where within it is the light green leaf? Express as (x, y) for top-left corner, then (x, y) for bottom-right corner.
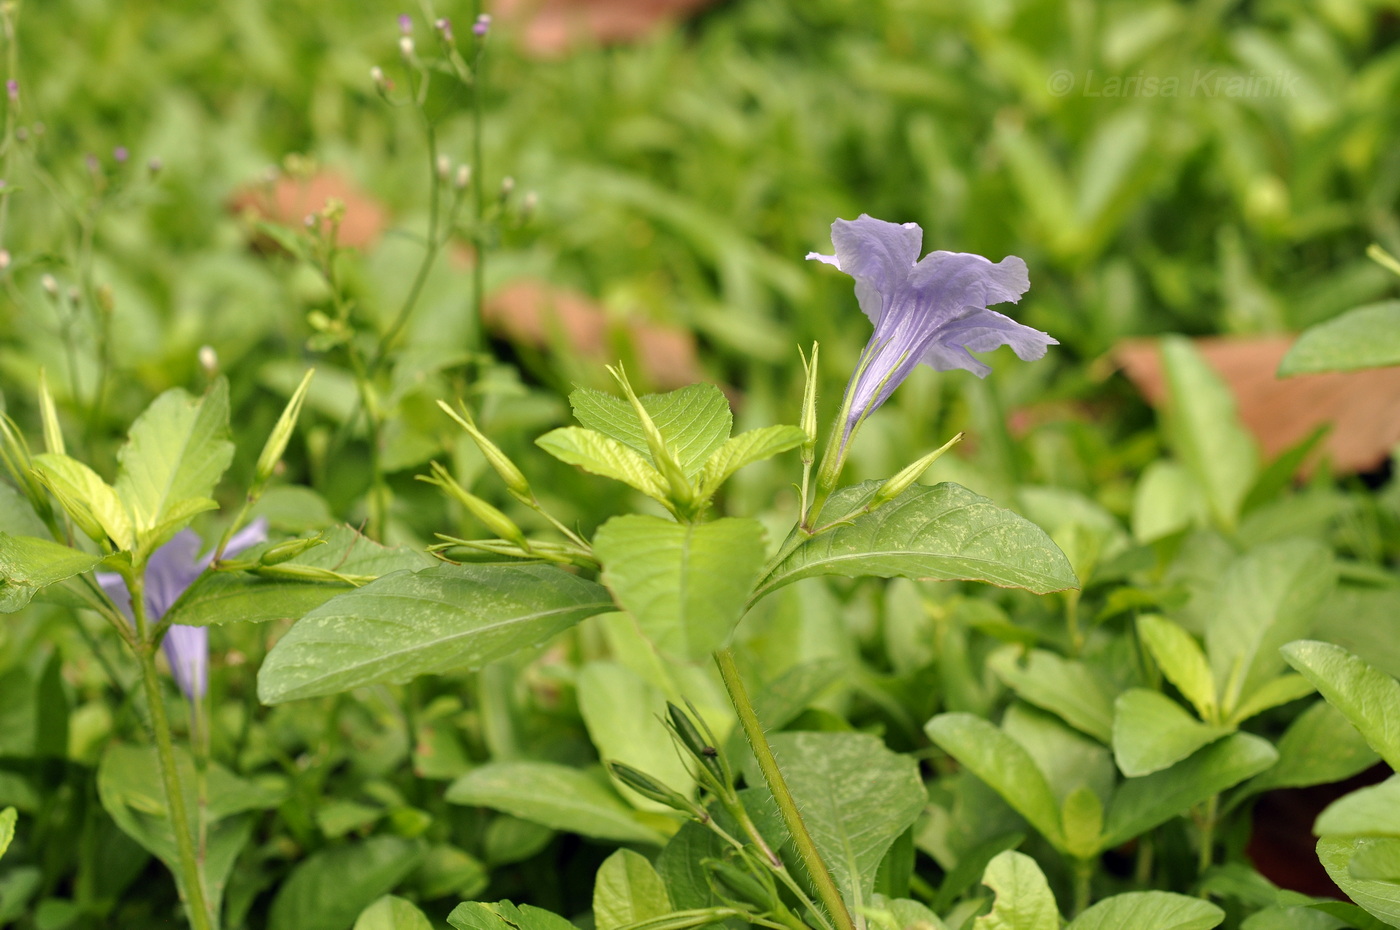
(0, 807), (14, 861)
(770, 732), (926, 916)
(1279, 302), (1400, 375)
(594, 849), (672, 930)
(0, 533), (102, 612)
(578, 662), (694, 811)
(697, 425), (807, 497)
(449, 901), (578, 930)
(570, 384), (732, 476)
(1316, 776), (1400, 837)
(1102, 733), (1277, 848)
(165, 526), (433, 627)
(1160, 337), (1258, 531)
(594, 514), (765, 659)
(114, 381), (234, 544)
(1228, 674), (1315, 725)
(355, 895), (434, 930)
(1207, 540), (1333, 716)
(1137, 615), (1217, 721)
(30, 453), (133, 549)
(1067, 891), (1223, 930)
(989, 648), (1114, 743)
(268, 837), (425, 930)
(1318, 837), (1400, 928)
(1235, 700), (1380, 801)
(867, 895), (951, 930)
(445, 763), (668, 845)
(1061, 786), (1104, 860)
(257, 563), (612, 704)
(1352, 840), (1400, 883)
(1112, 689), (1232, 777)
(536, 427), (668, 500)
(924, 713), (1064, 849)
(758, 482), (1078, 600)
(973, 850), (1059, 930)
(1131, 461), (1209, 543)
(1282, 641), (1400, 770)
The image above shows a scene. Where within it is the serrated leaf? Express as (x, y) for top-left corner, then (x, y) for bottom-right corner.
(769, 732), (926, 917)
(446, 763), (668, 845)
(973, 850), (1059, 930)
(1102, 733), (1277, 848)
(165, 526), (433, 627)
(0, 533), (102, 612)
(1279, 302), (1400, 375)
(355, 895), (435, 930)
(1317, 837), (1400, 928)
(697, 425), (807, 497)
(536, 427), (668, 499)
(1282, 641), (1400, 770)
(594, 849), (672, 930)
(1113, 689), (1232, 777)
(924, 713), (1064, 849)
(758, 482), (1077, 600)
(1137, 615), (1217, 721)
(989, 648), (1114, 743)
(30, 453), (132, 549)
(1316, 776), (1400, 837)
(114, 381), (234, 542)
(268, 837), (424, 930)
(1067, 891), (1223, 930)
(257, 563), (612, 704)
(593, 514), (765, 659)
(570, 384), (732, 476)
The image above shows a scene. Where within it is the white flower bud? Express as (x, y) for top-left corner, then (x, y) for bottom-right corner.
(198, 345), (218, 376)
(0, 249), (10, 271)
(436, 154), (451, 182)
(454, 164), (471, 190)
(41, 273), (57, 297)
(399, 35), (414, 58)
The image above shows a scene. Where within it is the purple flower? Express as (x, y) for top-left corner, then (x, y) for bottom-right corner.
(5, 80), (16, 103)
(472, 14), (491, 37)
(98, 520), (267, 700)
(398, 13), (413, 34)
(808, 215), (1056, 441)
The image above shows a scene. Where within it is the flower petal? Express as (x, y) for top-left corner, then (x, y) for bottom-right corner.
(144, 530), (204, 619)
(829, 216), (924, 325)
(162, 624), (208, 700)
(907, 252), (1030, 312)
(935, 307), (1058, 364)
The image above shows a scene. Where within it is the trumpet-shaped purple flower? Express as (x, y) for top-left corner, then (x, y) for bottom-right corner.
(98, 520), (267, 700)
(809, 215), (1056, 441)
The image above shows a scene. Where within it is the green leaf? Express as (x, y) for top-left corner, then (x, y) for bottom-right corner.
(536, 427), (668, 500)
(1061, 786), (1104, 861)
(114, 381), (234, 548)
(867, 895), (952, 930)
(1235, 700), (1380, 801)
(1317, 837), (1400, 928)
(449, 901), (578, 930)
(1102, 733), (1277, 848)
(1227, 674), (1316, 726)
(268, 837), (425, 930)
(758, 483), (1077, 600)
(30, 452), (133, 549)
(1207, 540), (1333, 716)
(257, 563), (611, 704)
(972, 850), (1059, 930)
(1160, 337), (1258, 531)
(1316, 776), (1400, 837)
(0, 533), (102, 612)
(446, 763), (668, 845)
(1112, 689), (1232, 777)
(1279, 301), (1400, 374)
(578, 662), (695, 811)
(164, 526), (433, 627)
(354, 895), (434, 930)
(0, 807), (14, 861)
(594, 849), (672, 930)
(924, 713), (1064, 849)
(1137, 615), (1217, 722)
(696, 425), (807, 497)
(769, 732), (926, 916)
(1282, 641), (1400, 770)
(1067, 891), (1223, 930)
(1352, 840), (1400, 883)
(570, 384), (732, 476)
(593, 514), (766, 659)
(988, 648), (1114, 743)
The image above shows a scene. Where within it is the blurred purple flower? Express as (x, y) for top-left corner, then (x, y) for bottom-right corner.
(473, 14), (491, 37)
(113, 146), (129, 163)
(98, 520), (267, 700)
(5, 80), (16, 103)
(398, 13), (413, 34)
(808, 215), (1056, 442)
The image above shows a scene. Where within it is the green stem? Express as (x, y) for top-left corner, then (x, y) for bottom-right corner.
(469, 24), (486, 353)
(1197, 793), (1219, 878)
(134, 619), (213, 930)
(1072, 857), (1093, 917)
(714, 648), (857, 930)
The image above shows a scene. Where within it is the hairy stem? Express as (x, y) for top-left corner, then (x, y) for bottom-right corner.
(715, 648), (857, 930)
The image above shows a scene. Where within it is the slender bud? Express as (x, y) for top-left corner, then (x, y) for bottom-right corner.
(704, 859), (771, 909)
(667, 702), (727, 785)
(424, 461), (529, 550)
(607, 761), (703, 818)
(454, 164), (471, 190)
(608, 364), (696, 513)
(799, 342), (819, 461)
(869, 432), (963, 510)
(254, 368), (314, 488)
(436, 400), (531, 499)
(258, 535), (328, 566)
(37, 368), (64, 456)
(435, 17), (454, 42)
(435, 154), (451, 182)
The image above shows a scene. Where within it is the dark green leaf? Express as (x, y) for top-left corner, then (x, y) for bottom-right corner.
(0, 533), (102, 612)
(268, 837), (425, 930)
(449, 901), (578, 930)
